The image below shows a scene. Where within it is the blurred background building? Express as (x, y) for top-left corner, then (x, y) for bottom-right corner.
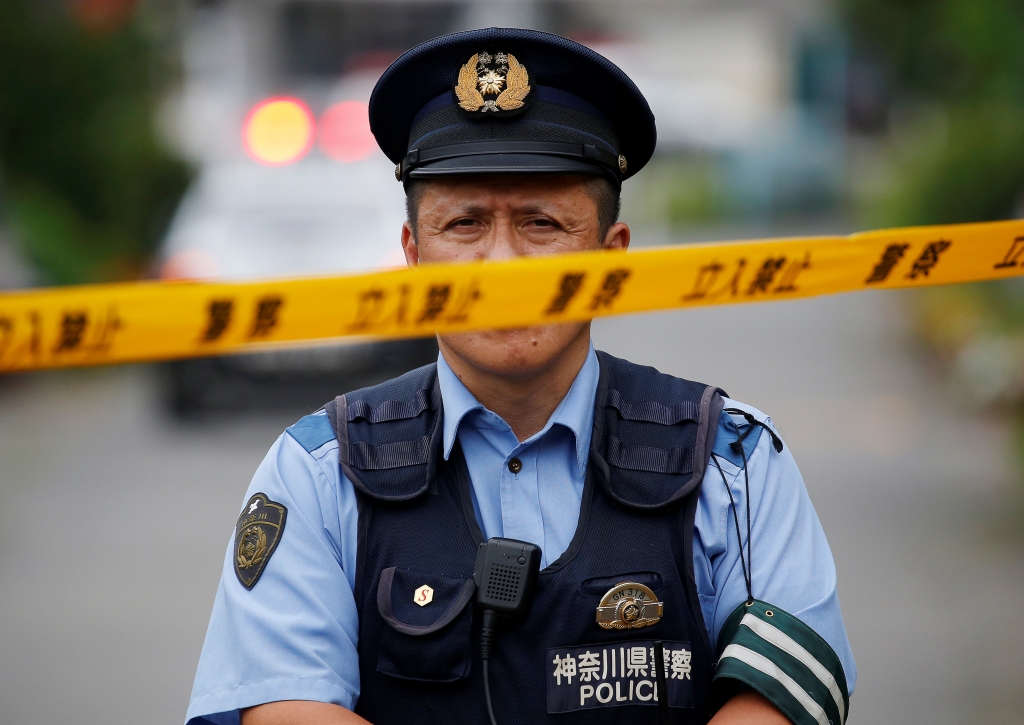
(2, 0), (1024, 723)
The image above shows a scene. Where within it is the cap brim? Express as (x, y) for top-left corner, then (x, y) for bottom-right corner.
(407, 153), (609, 180)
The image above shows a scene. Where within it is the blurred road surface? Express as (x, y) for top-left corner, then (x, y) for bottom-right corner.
(1, 289), (1023, 724)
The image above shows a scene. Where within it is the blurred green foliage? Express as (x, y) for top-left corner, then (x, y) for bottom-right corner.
(663, 158), (727, 227)
(843, 0), (1024, 225)
(0, 0), (190, 285)
(851, 0), (1024, 490)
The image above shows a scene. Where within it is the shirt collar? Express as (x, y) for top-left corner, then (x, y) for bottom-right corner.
(437, 342), (599, 476)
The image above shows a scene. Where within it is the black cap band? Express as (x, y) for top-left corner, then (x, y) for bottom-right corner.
(399, 140), (623, 184)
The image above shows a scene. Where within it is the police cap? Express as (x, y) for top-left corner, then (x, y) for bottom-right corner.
(369, 27), (657, 188)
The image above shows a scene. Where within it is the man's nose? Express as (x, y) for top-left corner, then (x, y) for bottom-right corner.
(486, 217), (519, 260)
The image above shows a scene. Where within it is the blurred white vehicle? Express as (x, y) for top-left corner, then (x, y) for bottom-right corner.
(156, 85), (437, 414)
(153, 0), (475, 413)
(159, 158), (409, 282)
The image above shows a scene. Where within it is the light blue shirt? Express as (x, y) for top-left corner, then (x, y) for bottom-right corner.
(186, 344), (856, 725)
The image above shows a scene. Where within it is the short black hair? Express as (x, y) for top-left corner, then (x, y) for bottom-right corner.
(405, 176), (621, 243)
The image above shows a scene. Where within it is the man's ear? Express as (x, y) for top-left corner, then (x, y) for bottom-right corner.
(401, 221), (420, 267)
(602, 222), (630, 251)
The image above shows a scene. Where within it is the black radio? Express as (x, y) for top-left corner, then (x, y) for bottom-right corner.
(474, 538), (542, 725)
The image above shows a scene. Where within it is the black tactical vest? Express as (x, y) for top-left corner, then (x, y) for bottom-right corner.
(325, 351), (724, 724)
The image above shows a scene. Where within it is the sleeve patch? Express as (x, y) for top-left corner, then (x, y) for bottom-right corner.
(234, 493), (288, 590)
(712, 600), (849, 725)
(286, 412), (336, 453)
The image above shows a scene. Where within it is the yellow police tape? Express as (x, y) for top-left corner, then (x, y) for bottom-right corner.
(3, 218), (1024, 373)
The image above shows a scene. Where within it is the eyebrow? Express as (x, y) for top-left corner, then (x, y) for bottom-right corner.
(452, 205), (486, 216)
(444, 203), (557, 217)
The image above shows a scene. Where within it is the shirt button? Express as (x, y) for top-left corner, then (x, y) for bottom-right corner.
(508, 457), (522, 474)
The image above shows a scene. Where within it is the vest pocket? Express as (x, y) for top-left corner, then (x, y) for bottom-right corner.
(376, 566), (477, 683)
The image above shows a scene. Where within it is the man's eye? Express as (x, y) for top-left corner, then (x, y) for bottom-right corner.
(530, 218), (556, 228)
(452, 219), (477, 228)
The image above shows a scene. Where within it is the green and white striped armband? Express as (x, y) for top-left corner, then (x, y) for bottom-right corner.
(711, 600), (849, 725)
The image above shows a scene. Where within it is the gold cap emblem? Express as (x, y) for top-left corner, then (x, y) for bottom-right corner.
(618, 154), (628, 174)
(455, 51), (531, 114)
(596, 582), (663, 630)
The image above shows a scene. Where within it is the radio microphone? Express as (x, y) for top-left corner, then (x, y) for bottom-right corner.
(474, 538), (541, 725)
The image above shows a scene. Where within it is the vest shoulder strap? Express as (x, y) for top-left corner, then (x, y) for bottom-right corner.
(591, 351), (725, 509)
(326, 363), (443, 502)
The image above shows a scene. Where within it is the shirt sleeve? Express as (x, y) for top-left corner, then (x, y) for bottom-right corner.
(185, 420), (361, 725)
(693, 399), (857, 695)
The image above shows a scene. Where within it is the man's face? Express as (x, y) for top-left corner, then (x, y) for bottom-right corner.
(401, 174), (629, 380)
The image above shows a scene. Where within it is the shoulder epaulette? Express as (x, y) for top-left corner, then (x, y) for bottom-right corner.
(712, 408), (783, 467)
(286, 412), (336, 453)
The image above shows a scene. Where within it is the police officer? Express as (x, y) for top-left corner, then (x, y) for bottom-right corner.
(186, 28), (855, 725)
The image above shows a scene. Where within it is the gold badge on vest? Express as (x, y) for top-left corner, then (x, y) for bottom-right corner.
(596, 582), (663, 630)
